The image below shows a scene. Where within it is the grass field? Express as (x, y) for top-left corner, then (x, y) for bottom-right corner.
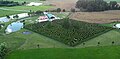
(0, 28), (68, 50)
(0, 10), (23, 17)
(8, 0), (45, 2)
(2, 6), (53, 11)
(6, 46), (120, 59)
(105, 0), (120, 2)
(76, 30), (120, 47)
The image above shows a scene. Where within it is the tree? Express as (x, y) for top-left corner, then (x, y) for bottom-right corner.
(56, 8), (61, 12)
(35, 10), (43, 15)
(110, 1), (117, 9)
(13, 15), (19, 19)
(112, 41), (115, 45)
(15, 15), (19, 19)
(98, 42), (100, 46)
(62, 9), (66, 12)
(75, 0), (117, 12)
(71, 8), (75, 12)
(6, 15), (10, 19)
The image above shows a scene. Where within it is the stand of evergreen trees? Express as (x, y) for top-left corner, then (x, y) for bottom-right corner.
(0, 1), (20, 6)
(76, 0), (120, 12)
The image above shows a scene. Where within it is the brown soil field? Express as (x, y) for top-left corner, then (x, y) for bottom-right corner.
(69, 10), (120, 23)
(46, 0), (78, 10)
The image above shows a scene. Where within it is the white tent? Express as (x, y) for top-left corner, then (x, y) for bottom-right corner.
(27, 2), (43, 6)
(10, 13), (29, 19)
(115, 24), (120, 29)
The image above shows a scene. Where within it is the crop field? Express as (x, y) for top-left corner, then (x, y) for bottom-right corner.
(70, 10), (120, 23)
(0, 10), (23, 17)
(6, 46), (120, 59)
(2, 6), (53, 11)
(25, 19), (113, 46)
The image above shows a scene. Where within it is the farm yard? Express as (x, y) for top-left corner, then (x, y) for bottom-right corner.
(0, 0), (120, 59)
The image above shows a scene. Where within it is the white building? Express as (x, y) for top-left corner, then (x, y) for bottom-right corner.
(27, 2), (43, 6)
(115, 24), (120, 29)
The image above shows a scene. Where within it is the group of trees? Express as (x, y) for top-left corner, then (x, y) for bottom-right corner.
(0, 42), (8, 59)
(28, 10), (44, 17)
(0, 1), (20, 6)
(46, 8), (76, 12)
(6, 15), (19, 19)
(76, 0), (120, 12)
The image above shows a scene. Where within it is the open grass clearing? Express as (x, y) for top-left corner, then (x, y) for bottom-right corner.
(0, 28), (68, 50)
(76, 30), (120, 47)
(6, 46), (120, 59)
(0, 10), (23, 17)
(1, 6), (53, 11)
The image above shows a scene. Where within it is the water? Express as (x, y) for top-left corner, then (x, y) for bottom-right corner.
(5, 22), (23, 33)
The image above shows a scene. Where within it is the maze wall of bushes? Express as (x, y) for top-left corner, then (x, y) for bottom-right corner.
(25, 19), (113, 46)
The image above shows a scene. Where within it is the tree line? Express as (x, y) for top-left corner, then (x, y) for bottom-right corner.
(76, 0), (120, 12)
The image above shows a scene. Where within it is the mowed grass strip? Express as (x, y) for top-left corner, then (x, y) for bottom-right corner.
(2, 6), (53, 11)
(6, 46), (120, 59)
(0, 10), (23, 17)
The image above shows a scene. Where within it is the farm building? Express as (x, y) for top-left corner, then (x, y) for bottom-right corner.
(38, 16), (48, 22)
(27, 2), (43, 6)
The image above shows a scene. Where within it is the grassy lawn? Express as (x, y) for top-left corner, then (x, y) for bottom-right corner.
(105, 0), (120, 2)
(2, 6), (53, 11)
(0, 10), (23, 17)
(6, 46), (120, 59)
(76, 30), (120, 47)
(0, 28), (68, 50)
(51, 12), (70, 18)
(8, 0), (45, 2)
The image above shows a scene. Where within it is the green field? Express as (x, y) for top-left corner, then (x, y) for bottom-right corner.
(2, 6), (53, 11)
(0, 10), (23, 17)
(6, 46), (120, 59)
(104, 0), (120, 2)
(76, 30), (120, 47)
(8, 0), (45, 2)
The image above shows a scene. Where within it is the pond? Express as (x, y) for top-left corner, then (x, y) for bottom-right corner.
(5, 22), (23, 33)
